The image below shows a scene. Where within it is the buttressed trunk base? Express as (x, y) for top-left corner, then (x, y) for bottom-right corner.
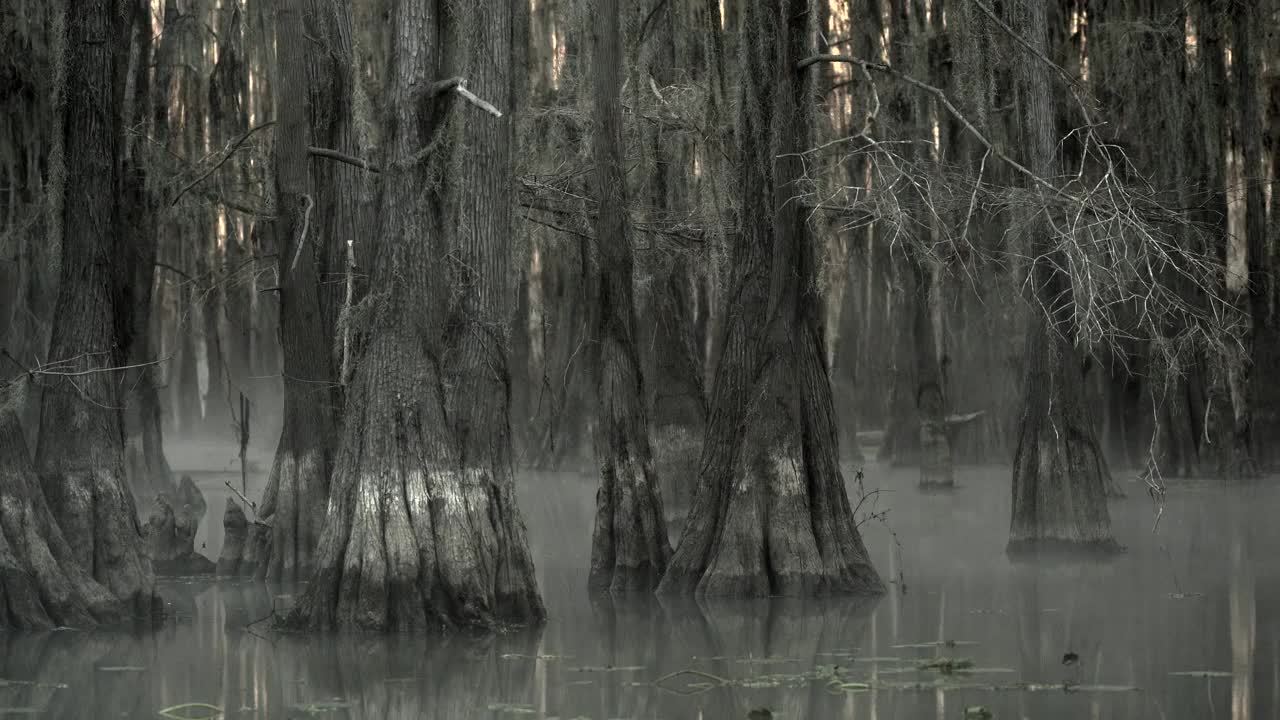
(656, 0), (882, 600)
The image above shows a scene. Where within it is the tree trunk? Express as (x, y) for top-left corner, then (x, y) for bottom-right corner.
(1007, 0), (1116, 554)
(1231, 0), (1269, 476)
(34, 0), (157, 620)
(830, 251), (865, 463)
(175, 279), (204, 437)
(879, 266), (919, 465)
(587, 0), (673, 594)
(912, 250), (952, 489)
(656, 0), (882, 598)
(527, 237), (593, 470)
(284, 0), (543, 631)
(1190, 0), (1233, 479)
(876, 0), (951, 486)
(640, 0), (706, 536)
(122, 0), (176, 507)
(200, 243), (230, 434)
(239, 0), (350, 584)
(646, 259), (707, 532)
(209, 4), (253, 397)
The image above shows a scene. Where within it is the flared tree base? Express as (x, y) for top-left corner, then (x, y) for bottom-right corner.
(281, 336), (545, 633)
(658, 405), (884, 600)
(588, 452), (672, 594)
(255, 444), (329, 583)
(651, 427), (701, 541)
(0, 412), (145, 629)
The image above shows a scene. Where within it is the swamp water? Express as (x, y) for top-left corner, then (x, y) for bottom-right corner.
(0, 461), (1275, 719)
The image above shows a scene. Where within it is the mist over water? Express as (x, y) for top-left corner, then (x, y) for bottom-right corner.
(2, 451), (1275, 719)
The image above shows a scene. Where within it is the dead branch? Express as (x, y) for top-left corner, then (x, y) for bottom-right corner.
(308, 146), (381, 173)
(223, 480), (265, 520)
(425, 76), (504, 117)
(16, 353), (172, 378)
(796, 55), (1055, 196)
(454, 84), (503, 118)
(288, 194), (314, 274)
(155, 261), (193, 280)
(171, 120), (276, 207)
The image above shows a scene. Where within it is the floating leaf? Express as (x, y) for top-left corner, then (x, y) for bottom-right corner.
(964, 707), (993, 719)
(739, 677), (784, 688)
(157, 702), (222, 720)
(653, 669), (731, 695)
(876, 679), (1139, 693)
(1169, 671), (1232, 678)
(500, 653), (568, 661)
(0, 679), (67, 690)
(289, 700), (351, 714)
(97, 666), (146, 672)
(893, 641), (979, 650)
(917, 658), (975, 674)
(569, 665), (645, 673)
(1069, 684), (1141, 692)
(828, 680), (871, 693)
(486, 703), (537, 714)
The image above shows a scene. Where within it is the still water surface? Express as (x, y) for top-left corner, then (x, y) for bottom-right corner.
(1, 464), (1275, 719)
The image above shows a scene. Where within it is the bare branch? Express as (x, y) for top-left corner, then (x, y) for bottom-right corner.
(424, 76), (504, 117)
(171, 120), (276, 206)
(453, 84), (503, 118)
(21, 353), (172, 378)
(289, 194), (315, 274)
(797, 55), (1055, 196)
(308, 146), (381, 173)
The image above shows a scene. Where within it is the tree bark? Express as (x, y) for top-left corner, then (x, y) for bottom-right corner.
(284, 0), (544, 631)
(587, 0), (673, 594)
(1231, 0), (1270, 476)
(238, 0), (349, 584)
(200, 242), (230, 434)
(0, 408), (123, 628)
(34, 0), (158, 620)
(1007, 0), (1117, 554)
(830, 252), (865, 463)
(876, 0), (951, 486)
(646, 258), (707, 531)
(638, 0), (707, 535)
(209, 3), (254, 396)
(911, 250), (952, 489)
(174, 278), (204, 437)
(526, 236), (593, 470)
(656, 0), (882, 598)
(1190, 0), (1233, 479)
(122, 0), (176, 506)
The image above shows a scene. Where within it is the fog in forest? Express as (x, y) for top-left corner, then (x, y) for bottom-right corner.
(2, 0), (1279, 717)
